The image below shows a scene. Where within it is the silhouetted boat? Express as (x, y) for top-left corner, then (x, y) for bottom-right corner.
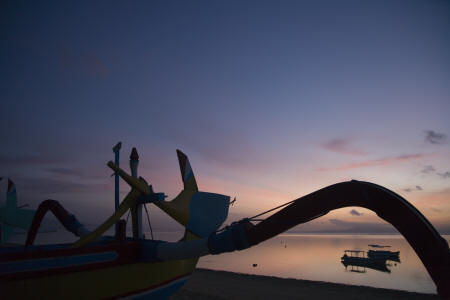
(341, 250), (390, 273)
(367, 245), (400, 262)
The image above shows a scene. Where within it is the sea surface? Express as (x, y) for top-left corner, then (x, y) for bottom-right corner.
(158, 232), (449, 295)
(13, 231), (449, 295)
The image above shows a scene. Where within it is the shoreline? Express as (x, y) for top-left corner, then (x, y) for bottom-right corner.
(171, 268), (439, 300)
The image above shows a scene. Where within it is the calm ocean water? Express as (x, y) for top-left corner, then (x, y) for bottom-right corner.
(13, 231), (449, 294)
(195, 233), (450, 295)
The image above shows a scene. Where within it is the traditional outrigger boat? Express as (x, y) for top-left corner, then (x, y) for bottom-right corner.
(341, 250), (391, 273)
(367, 245), (400, 262)
(1, 144), (449, 299)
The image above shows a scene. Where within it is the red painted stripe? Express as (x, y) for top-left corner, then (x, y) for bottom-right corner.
(0, 241), (139, 262)
(0, 242), (141, 281)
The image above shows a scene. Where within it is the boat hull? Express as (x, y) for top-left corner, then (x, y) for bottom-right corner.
(367, 250), (400, 261)
(0, 240), (198, 299)
(341, 257), (390, 273)
(1, 258), (197, 299)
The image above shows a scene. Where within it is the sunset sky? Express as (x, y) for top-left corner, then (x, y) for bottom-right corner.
(1, 0), (449, 234)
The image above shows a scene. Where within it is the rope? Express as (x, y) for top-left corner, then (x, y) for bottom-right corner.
(215, 198), (298, 233)
(248, 198), (297, 221)
(143, 203), (154, 240)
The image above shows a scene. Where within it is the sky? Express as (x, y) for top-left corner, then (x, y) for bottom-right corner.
(1, 0), (449, 234)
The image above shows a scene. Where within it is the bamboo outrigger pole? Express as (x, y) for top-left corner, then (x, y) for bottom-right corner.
(112, 142), (121, 212)
(130, 147), (143, 238)
(113, 142), (121, 237)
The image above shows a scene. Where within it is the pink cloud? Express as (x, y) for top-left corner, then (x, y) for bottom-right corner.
(322, 138), (367, 155)
(318, 153), (430, 171)
(413, 188), (450, 230)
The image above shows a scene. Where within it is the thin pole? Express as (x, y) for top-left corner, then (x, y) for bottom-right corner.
(112, 142), (121, 212)
(130, 147), (142, 238)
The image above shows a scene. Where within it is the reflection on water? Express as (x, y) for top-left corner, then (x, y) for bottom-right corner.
(195, 234), (450, 294)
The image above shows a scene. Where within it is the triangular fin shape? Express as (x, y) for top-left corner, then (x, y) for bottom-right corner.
(176, 150), (198, 191)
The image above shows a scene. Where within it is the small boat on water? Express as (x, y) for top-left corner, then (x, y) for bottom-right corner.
(341, 250), (391, 273)
(367, 245), (400, 262)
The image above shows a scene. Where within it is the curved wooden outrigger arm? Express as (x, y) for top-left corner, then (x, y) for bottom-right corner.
(143, 180), (449, 298)
(24, 159), (448, 298)
(243, 180), (450, 299)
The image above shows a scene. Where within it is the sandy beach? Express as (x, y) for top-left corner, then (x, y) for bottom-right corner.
(171, 269), (439, 300)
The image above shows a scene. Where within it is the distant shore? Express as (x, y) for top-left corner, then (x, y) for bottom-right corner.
(171, 268), (439, 300)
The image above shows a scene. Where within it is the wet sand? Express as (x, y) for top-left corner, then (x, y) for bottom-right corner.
(171, 268), (439, 300)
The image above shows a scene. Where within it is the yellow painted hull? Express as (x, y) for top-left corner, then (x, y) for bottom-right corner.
(2, 258), (198, 299)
